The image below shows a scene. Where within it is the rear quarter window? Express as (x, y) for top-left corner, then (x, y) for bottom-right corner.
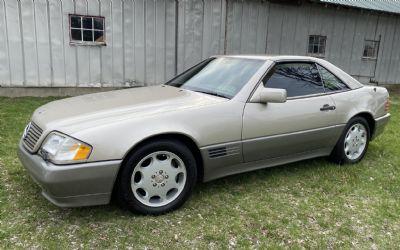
(317, 64), (350, 92)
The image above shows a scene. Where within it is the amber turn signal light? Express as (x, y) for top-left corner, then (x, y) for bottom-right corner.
(384, 98), (390, 112)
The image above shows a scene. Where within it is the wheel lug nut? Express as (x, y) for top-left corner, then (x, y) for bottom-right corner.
(159, 170), (163, 174)
(165, 175), (169, 179)
(151, 175), (155, 179)
(161, 183), (165, 187)
(153, 183), (157, 187)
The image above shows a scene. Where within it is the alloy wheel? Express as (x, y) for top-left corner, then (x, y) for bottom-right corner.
(131, 151), (187, 207)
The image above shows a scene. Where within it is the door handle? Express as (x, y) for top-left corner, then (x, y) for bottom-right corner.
(320, 104), (336, 111)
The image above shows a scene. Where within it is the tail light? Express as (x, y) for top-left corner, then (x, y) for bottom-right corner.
(384, 98), (390, 113)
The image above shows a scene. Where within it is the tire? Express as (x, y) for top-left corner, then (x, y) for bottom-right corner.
(329, 116), (370, 164)
(115, 139), (197, 215)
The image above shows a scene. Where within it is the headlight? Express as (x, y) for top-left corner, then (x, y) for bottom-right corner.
(40, 132), (92, 164)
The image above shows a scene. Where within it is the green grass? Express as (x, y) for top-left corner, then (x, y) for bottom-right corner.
(0, 95), (399, 249)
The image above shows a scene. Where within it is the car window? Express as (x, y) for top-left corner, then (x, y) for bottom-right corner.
(317, 64), (350, 92)
(166, 58), (213, 86)
(263, 62), (324, 98)
(167, 57), (265, 99)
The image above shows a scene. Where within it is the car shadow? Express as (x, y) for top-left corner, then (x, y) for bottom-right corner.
(48, 156), (338, 220)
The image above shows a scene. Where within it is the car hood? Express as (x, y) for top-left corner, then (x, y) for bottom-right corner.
(32, 85), (227, 132)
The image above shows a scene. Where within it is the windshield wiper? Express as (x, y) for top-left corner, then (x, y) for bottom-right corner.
(191, 90), (231, 99)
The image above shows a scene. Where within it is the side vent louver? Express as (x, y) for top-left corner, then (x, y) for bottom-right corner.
(208, 147), (227, 158)
(208, 145), (240, 159)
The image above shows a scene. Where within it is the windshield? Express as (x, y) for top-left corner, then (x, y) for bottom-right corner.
(166, 57), (265, 99)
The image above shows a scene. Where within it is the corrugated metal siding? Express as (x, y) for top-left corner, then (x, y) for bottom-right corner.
(225, 0), (269, 54)
(176, 0), (226, 73)
(0, 0), (400, 87)
(0, 0), (178, 87)
(320, 0), (400, 15)
(224, 0), (400, 84)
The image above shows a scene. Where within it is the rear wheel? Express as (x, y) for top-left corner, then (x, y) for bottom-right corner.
(329, 117), (370, 164)
(116, 139), (197, 214)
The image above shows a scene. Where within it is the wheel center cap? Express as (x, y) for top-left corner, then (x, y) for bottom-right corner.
(155, 174), (164, 183)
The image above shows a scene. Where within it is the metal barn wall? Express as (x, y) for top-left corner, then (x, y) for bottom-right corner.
(0, 0), (178, 87)
(176, 0), (226, 73)
(225, 0), (400, 85)
(0, 0), (399, 88)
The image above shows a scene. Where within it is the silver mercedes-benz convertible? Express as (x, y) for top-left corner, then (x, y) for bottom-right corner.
(18, 55), (390, 214)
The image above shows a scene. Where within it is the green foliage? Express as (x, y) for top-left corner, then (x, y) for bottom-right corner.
(0, 95), (399, 249)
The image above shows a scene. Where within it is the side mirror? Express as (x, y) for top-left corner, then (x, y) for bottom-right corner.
(258, 87), (287, 103)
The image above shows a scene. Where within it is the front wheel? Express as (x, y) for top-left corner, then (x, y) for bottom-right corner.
(329, 117), (370, 164)
(116, 139), (197, 215)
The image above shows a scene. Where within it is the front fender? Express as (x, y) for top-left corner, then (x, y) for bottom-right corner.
(68, 101), (245, 162)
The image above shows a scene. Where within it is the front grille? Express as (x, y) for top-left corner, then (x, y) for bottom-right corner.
(22, 122), (43, 152)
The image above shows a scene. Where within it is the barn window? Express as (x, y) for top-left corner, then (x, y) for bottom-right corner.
(362, 40), (379, 59)
(70, 14), (105, 45)
(308, 35), (326, 56)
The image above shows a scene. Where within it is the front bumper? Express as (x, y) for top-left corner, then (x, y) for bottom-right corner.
(17, 141), (121, 207)
(372, 113), (391, 140)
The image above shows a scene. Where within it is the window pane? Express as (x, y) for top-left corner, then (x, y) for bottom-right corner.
(94, 31), (104, 42)
(180, 58), (265, 98)
(71, 16), (81, 28)
(71, 29), (82, 41)
(363, 40), (379, 58)
(83, 17), (93, 29)
(313, 45), (319, 54)
(94, 18), (104, 30)
(320, 45), (325, 54)
(368, 47), (373, 57)
(264, 63), (324, 97)
(372, 47), (376, 56)
(363, 47), (368, 57)
(317, 64), (349, 92)
(308, 35), (326, 55)
(308, 44), (313, 54)
(309, 36), (314, 44)
(83, 30), (93, 42)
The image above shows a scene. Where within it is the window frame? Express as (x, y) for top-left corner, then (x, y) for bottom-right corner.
(307, 35), (327, 57)
(315, 63), (351, 94)
(262, 61), (326, 99)
(250, 60), (352, 101)
(69, 14), (106, 46)
(362, 40), (379, 60)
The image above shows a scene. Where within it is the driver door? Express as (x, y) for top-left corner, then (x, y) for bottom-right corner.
(242, 62), (339, 162)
